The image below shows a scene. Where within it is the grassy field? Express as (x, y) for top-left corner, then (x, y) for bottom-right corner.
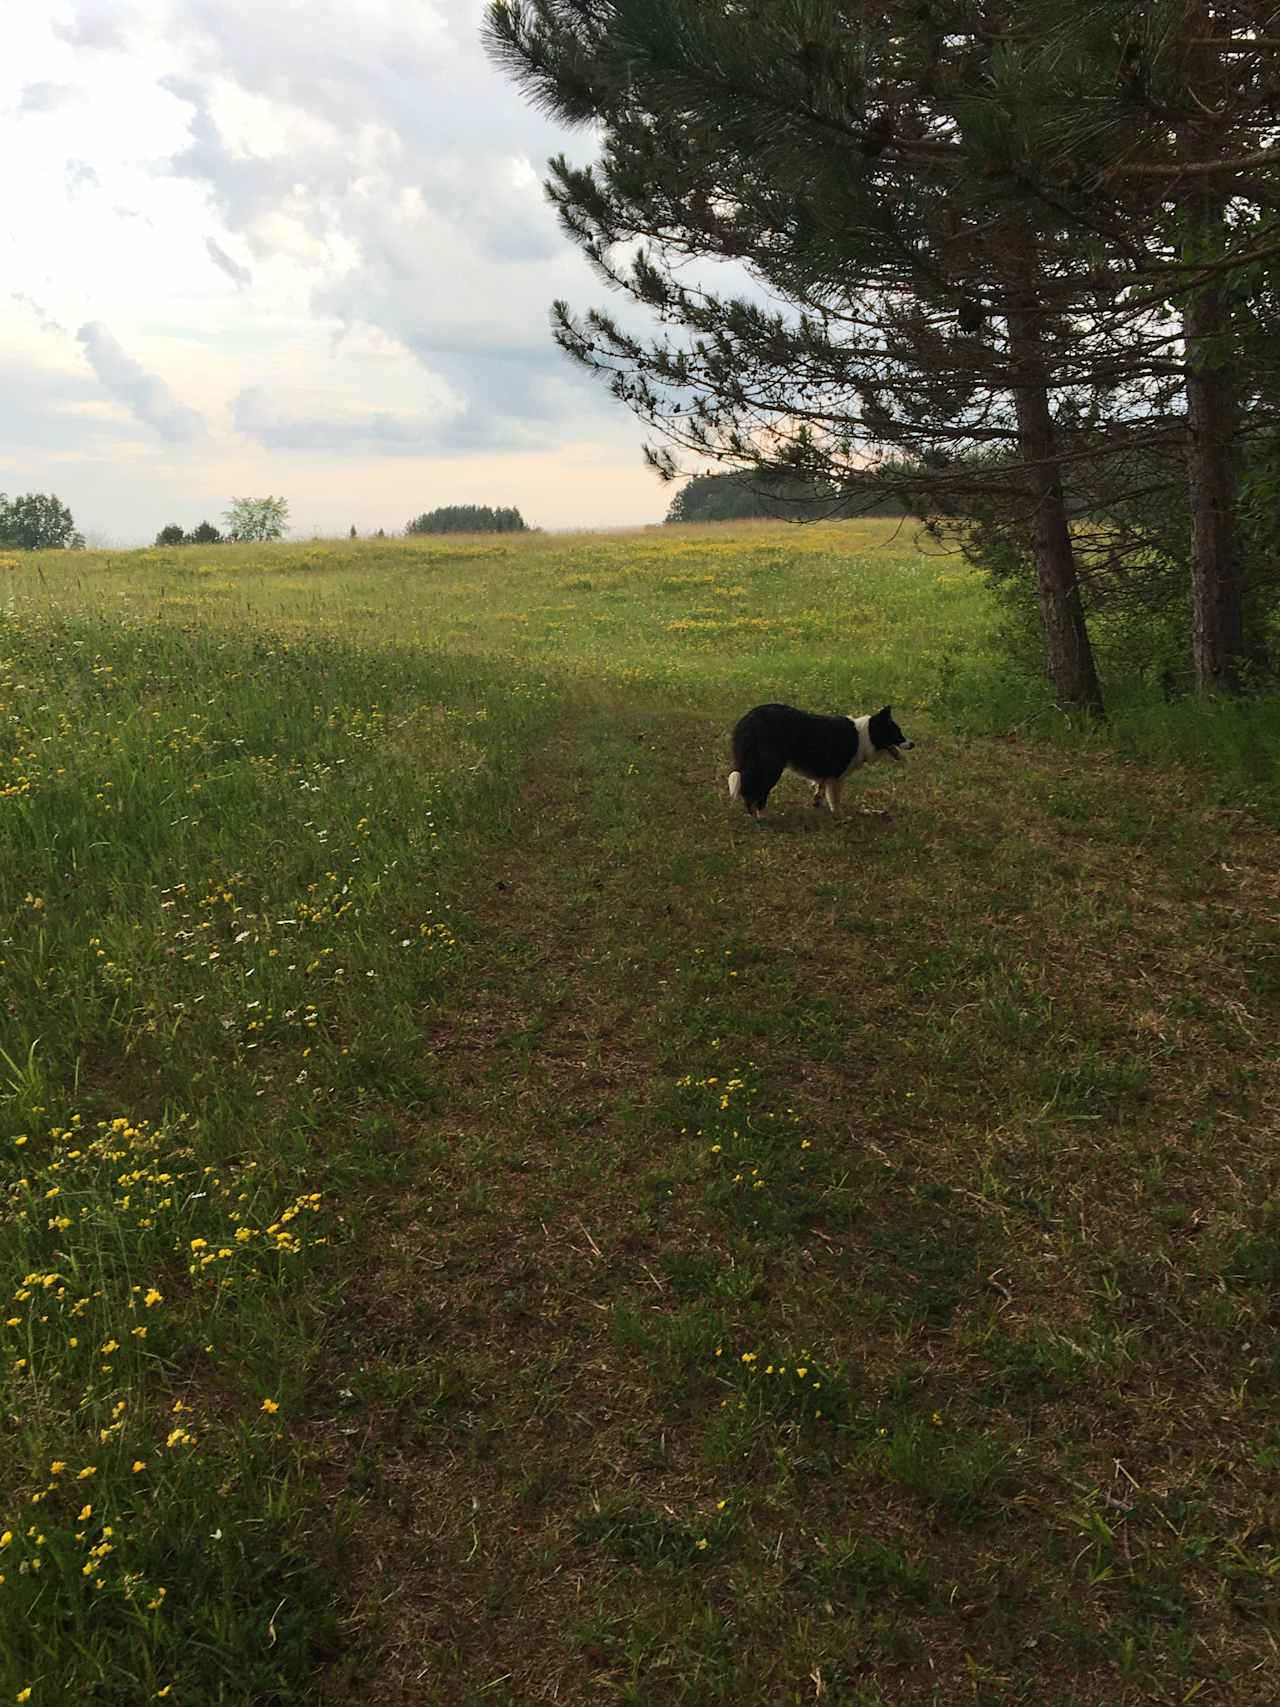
(1, 518), (1278, 1705)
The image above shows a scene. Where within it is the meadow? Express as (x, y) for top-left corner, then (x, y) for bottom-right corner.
(0, 518), (1278, 1706)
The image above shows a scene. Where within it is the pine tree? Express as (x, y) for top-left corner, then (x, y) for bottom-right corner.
(487, 2), (1280, 703)
(486, 0), (1123, 710)
(960, 0), (1280, 688)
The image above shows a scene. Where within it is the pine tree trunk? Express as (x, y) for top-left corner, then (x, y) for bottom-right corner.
(1183, 272), (1245, 690)
(1175, 6), (1248, 691)
(1006, 307), (1105, 717)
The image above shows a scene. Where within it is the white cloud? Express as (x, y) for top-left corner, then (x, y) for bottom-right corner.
(206, 238), (252, 289)
(52, 6), (141, 53)
(76, 322), (208, 443)
(64, 158), (100, 195)
(0, 0), (675, 540)
(11, 294), (67, 338)
(18, 81), (82, 116)
(233, 382), (468, 453)
(0, 352), (135, 455)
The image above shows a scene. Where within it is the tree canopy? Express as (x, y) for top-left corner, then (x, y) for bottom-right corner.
(155, 521), (224, 546)
(405, 505), (529, 535)
(665, 469), (913, 524)
(0, 492), (82, 551)
(486, 1), (1280, 704)
(224, 496), (289, 543)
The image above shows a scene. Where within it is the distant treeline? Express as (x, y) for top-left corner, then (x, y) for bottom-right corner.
(155, 522), (224, 546)
(406, 505), (529, 535)
(664, 471), (916, 524)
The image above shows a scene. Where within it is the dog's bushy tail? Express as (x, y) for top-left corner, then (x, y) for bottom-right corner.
(727, 770), (742, 801)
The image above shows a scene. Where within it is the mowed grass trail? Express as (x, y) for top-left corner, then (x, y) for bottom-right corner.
(1, 521), (1278, 1705)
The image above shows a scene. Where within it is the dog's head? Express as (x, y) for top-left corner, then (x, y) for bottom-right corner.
(867, 705), (913, 760)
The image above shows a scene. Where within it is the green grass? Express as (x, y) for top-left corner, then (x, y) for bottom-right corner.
(0, 519), (1278, 1704)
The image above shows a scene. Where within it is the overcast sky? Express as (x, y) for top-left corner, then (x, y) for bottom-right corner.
(2, 0), (671, 542)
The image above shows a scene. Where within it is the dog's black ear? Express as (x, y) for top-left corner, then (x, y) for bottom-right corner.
(879, 705), (891, 717)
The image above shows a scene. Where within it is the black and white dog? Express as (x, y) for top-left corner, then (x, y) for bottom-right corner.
(728, 703), (913, 818)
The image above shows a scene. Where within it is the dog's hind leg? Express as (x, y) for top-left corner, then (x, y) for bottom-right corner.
(822, 777), (843, 814)
(738, 758), (782, 818)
